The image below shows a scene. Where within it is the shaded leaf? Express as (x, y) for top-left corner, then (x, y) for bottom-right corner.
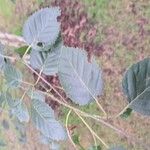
(23, 7), (61, 51)
(30, 43), (62, 75)
(4, 63), (22, 88)
(31, 98), (66, 141)
(58, 47), (103, 105)
(12, 118), (27, 144)
(18, 133), (27, 144)
(120, 108), (132, 119)
(130, 89), (150, 116)
(13, 118), (26, 132)
(1, 119), (9, 130)
(122, 58), (150, 116)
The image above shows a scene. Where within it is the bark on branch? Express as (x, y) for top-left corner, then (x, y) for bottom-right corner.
(0, 31), (25, 47)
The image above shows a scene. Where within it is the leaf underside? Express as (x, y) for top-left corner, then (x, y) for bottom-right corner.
(58, 46), (103, 105)
(28, 90), (45, 102)
(11, 100), (29, 123)
(0, 92), (29, 122)
(23, 7), (61, 51)
(31, 98), (66, 141)
(4, 63), (22, 88)
(30, 43), (61, 75)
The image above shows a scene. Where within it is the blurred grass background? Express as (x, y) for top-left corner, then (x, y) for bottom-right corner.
(0, 0), (150, 150)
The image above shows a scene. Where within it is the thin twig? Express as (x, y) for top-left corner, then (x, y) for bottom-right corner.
(75, 111), (109, 149)
(65, 110), (78, 150)
(22, 45), (32, 60)
(1, 45), (148, 149)
(42, 91), (149, 150)
(22, 61), (67, 103)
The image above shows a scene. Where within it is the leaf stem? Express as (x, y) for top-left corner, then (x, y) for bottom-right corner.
(21, 58), (149, 149)
(22, 61), (67, 103)
(115, 86), (150, 118)
(22, 44), (32, 60)
(75, 111), (109, 149)
(69, 60), (107, 117)
(65, 110), (78, 150)
(42, 91), (149, 149)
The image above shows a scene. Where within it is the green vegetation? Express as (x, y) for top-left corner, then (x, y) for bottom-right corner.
(0, 0), (14, 18)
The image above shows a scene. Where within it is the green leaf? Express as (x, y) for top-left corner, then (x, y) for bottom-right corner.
(58, 46), (103, 105)
(88, 145), (101, 150)
(72, 134), (80, 145)
(10, 0), (16, 4)
(120, 108), (132, 119)
(11, 100), (29, 123)
(30, 43), (62, 75)
(31, 98), (67, 141)
(122, 58), (150, 116)
(15, 46), (31, 57)
(36, 0), (44, 5)
(72, 134), (85, 149)
(4, 63), (22, 88)
(108, 145), (126, 150)
(23, 7), (61, 51)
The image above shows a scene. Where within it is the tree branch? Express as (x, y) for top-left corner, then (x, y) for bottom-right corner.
(0, 31), (25, 47)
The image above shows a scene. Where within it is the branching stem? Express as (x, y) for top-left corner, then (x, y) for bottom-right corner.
(75, 111), (109, 149)
(1, 47), (149, 149)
